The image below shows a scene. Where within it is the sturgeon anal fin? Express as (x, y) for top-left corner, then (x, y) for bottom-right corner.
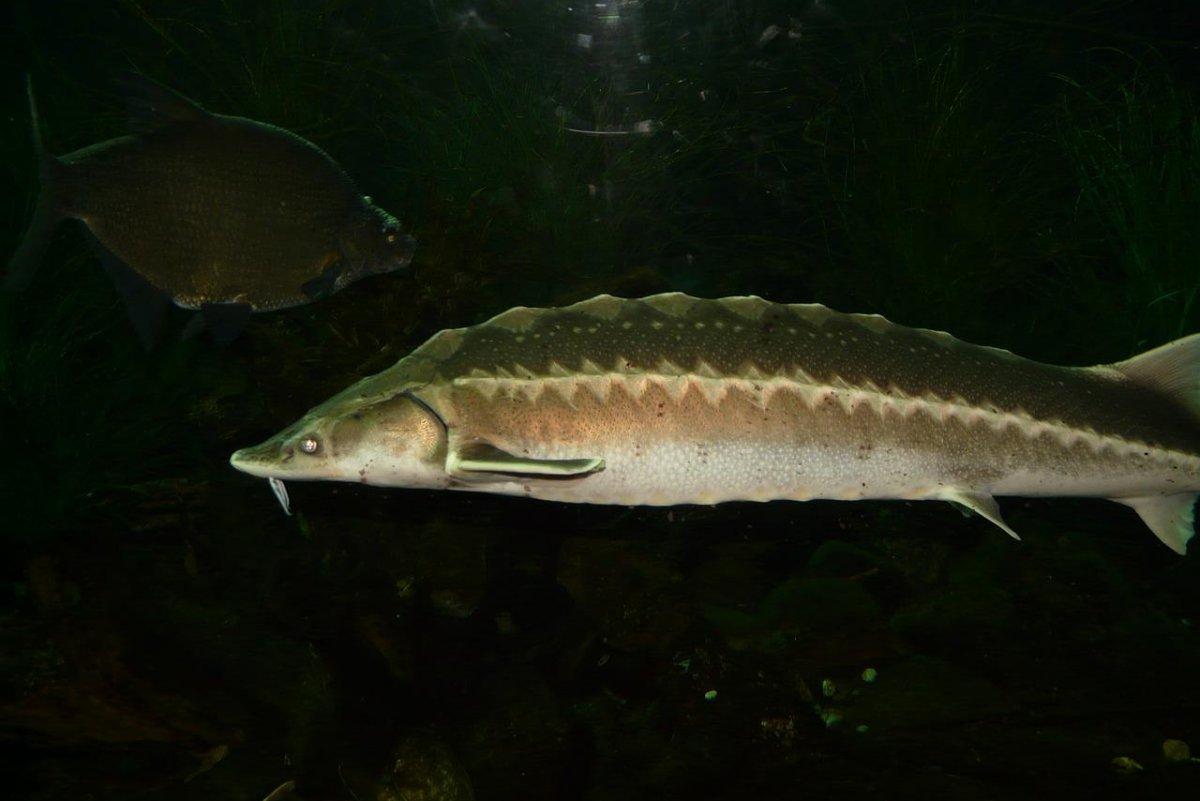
(88, 232), (170, 348)
(447, 440), (604, 478)
(944, 489), (1021, 541)
(1113, 494), (1196, 555)
(115, 71), (209, 132)
(300, 261), (343, 300)
(200, 302), (253, 346)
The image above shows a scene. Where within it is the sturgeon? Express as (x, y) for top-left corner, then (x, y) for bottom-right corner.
(231, 293), (1200, 554)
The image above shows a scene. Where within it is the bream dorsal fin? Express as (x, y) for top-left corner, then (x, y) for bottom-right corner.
(1110, 333), (1200, 419)
(1113, 494), (1196, 555)
(115, 71), (210, 131)
(447, 440), (604, 479)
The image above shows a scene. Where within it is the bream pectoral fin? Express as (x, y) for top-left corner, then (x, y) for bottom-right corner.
(300, 260), (343, 300)
(447, 440), (605, 479)
(943, 489), (1021, 541)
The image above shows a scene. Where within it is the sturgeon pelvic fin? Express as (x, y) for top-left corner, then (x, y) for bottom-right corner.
(447, 440), (604, 479)
(943, 489), (1021, 541)
(1114, 494), (1195, 555)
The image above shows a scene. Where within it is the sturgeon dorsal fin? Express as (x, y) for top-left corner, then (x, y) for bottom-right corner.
(1113, 494), (1196, 555)
(447, 440), (604, 479)
(115, 71), (209, 131)
(943, 489), (1021, 541)
(1110, 333), (1200, 419)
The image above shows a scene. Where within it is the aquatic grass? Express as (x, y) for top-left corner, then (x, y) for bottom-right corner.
(1055, 68), (1200, 354)
(0, 114), (224, 542)
(806, 29), (1067, 345)
(108, 0), (636, 318)
(0, 253), (207, 541)
(370, 38), (649, 315)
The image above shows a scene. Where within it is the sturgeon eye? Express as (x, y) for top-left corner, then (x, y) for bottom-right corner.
(299, 436), (320, 455)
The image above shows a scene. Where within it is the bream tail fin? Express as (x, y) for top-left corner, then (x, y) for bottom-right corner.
(3, 75), (62, 292)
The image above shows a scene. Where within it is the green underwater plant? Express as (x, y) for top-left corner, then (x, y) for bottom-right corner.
(1056, 67), (1200, 353)
(808, 29), (1061, 344)
(0, 252), (220, 541)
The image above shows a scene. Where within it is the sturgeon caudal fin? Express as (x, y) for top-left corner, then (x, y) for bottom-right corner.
(1111, 333), (1200, 419)
(1114, 495), (1196, 555)
(3, 76), (62, 292)
(1108, 337), (1200, 552)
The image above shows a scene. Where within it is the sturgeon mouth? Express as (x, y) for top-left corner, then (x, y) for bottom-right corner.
(229, 442), (283, 478)
(230, 443), (295, 515)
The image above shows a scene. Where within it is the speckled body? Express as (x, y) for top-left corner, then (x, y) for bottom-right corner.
(58, 114), (385, 310)
(385, 294), (1200, 505)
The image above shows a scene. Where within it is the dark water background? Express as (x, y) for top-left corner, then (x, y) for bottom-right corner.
(2, 1), (1200, 798)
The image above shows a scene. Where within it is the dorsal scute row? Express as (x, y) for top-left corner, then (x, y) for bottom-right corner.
(421, 293), (992, 359)
(349, 294), (1200, 456)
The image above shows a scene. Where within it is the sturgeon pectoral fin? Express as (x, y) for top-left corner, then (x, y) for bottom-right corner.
(447, 440), (604, 478)
(1114, 494), (1196, 555)
(943, 489), (1021, 541)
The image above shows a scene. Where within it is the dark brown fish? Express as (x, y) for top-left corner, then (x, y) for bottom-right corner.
(4, 74), (416, 344)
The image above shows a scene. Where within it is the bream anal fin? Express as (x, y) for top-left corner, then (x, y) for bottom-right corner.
(943, 489), (1021, 541)
(86, 230), (170, 348)
(199, 302), (253, 346)
(1113, 494), (1195, 555)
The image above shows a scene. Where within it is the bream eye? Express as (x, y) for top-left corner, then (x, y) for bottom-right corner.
(300, 436), (320, 454)
(386, 233), (396, 243)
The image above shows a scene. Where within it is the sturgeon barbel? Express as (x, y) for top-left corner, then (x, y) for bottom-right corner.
(231, 293), (1200, 554)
